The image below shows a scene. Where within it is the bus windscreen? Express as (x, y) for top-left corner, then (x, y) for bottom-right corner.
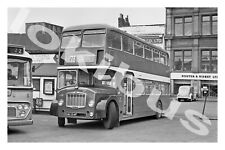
(8, 58), (31, 87)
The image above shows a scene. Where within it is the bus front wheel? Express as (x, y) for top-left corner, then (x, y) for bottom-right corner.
(103, 102), (118, 129)
(58, 117), (65, 127)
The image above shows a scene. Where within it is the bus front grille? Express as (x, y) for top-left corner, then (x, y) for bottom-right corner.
(8, 107), (16, 117)
(66, 92), (86, 108)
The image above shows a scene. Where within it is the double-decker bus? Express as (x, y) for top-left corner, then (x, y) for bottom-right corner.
(8, 44), (33, 126)
(50, 24), (171, 129)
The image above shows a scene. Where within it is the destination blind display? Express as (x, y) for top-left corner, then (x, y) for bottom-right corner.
(8, 46), (24, 54)
(64, 50), (96, 64)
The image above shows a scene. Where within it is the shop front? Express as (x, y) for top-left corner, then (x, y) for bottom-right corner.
(171, 73), (218, 98)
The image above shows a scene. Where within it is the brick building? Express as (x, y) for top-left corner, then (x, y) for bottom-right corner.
(165, 8), (218, 97)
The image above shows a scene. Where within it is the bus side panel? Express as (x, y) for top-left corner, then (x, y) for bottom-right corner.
(133, 95), (155, 117)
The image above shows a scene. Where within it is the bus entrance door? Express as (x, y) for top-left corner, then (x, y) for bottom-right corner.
(124, 75), (133, 116)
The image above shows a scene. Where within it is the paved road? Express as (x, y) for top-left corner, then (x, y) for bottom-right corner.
(8, 101), (217, 142)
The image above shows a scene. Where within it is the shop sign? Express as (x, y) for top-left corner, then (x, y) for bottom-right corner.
(171, 73), (218, 81)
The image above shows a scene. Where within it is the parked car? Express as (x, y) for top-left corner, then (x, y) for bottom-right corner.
(177, 86), (197, 102)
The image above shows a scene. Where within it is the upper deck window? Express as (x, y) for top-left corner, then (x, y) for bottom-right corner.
(144, 46), (153, 60)
(160, 52), (167, 65)
(82, 29), (106, 47)
(61, 31), (81, 49)
(153, 49), (160, 63)
(122, 36), (133, 54)
(107, 31), (121, 50)
(134, 41), (143, 57)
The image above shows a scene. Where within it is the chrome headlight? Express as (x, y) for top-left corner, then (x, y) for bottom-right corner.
(23, 104), (30, 110)
(88, 100), (95, 107)
(58, 99), (64, 106)
(19, 110), (26, 117)
(17, 104), (23, 110)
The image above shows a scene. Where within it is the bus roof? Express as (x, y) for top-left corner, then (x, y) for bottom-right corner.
(63, 24), (168, 55)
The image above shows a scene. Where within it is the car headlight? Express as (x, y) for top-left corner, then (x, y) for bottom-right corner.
(17, 104), (23, 110)
(19, 110), (26, 117)
(58, 99), (64, 106)
(23, 104), (29, 110)
(88, 100), (95, 107)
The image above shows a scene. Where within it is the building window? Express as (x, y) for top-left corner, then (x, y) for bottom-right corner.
(175, 17), (192, 36)
(201, 50), (210, 72)
(183, 50), (192, 71)
(211, 50), (217, 72)
(175, 18), (183, 36)
(166, 18), (172, 35)
(201, 49), (217, 72)
(174, 51), (183, 71)
(202, 15), (217, 35)
(184, 17), (192, 36)
(174, 50), (192, 71)
(212, 15), (217, 35)
(202, 16), (211, 35)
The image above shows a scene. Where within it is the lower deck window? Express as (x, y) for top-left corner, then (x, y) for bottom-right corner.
(43, 79), (55, 95)
(33, 79), (40, 91)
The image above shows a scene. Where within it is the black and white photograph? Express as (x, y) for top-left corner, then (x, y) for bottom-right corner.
(2, 0), (224, 147)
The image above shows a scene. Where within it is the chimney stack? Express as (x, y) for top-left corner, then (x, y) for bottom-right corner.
(125, 15), (130, 26)
(118, 13), (130, 27)
(118, 13), (124, 27)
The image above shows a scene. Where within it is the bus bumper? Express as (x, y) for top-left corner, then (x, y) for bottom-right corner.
(8, 119), (33, 126)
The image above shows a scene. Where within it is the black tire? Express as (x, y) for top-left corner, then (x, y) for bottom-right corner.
(155, 100), (163, 119)
(103, 102), (118, 129)
(58, 117), (65, 127)
(50, 102), (58, 116)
